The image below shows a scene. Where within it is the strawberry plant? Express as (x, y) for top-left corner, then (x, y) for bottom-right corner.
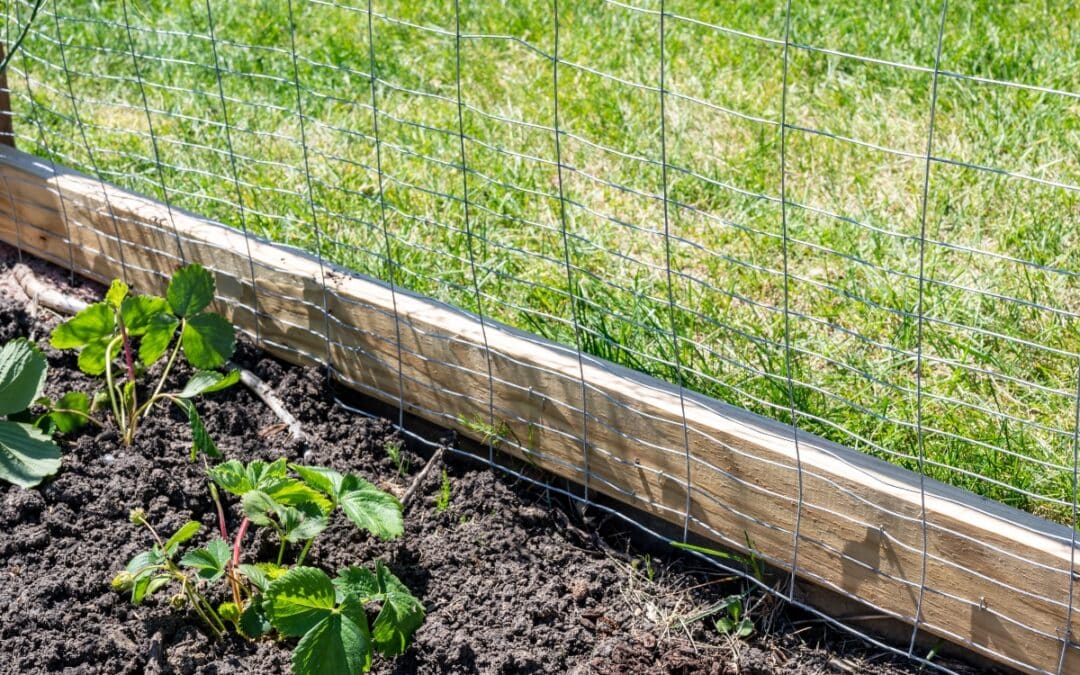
(113, 458), (424, 675)
(50, 264), (237, 457)
(0, 338), (88, 487)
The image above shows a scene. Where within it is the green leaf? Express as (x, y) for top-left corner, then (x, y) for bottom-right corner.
(48, 391), (90, 434)
(264, 566), (338, 637)
(292, 465), (402, 538)
(179, 369), (240, 398)
(51, 302), (114, 349)
(125, 548), (165, 577)
(338, 474), (404, 541)
(266, 478), (333, 514)
(0, 420), (62, 488)
(291, 597), (372, 675)
(182, 313), (235, 369)
(332, 566), (380, 603)
(173, 398), (219, 460)
(76, 338), (111, 376)
(134, 573), (172, 605)
(139, 313), (179, 366)
(334, 562), (423, 657)
(167, 264), (215, 317)
(371, 562), (424, 657)
(279, 502), (329, 544)
(105, 279), (129, 309)
(0, 338), (47, 415)
(238, 562), (288, 592)
(163, 521), (202, 556)
(208, 460), (249, 495)
(291, 464), (345, 506)
(239, 597), (272, 639)
(180, 538), (231, 582)
(241, 489), (281, 527)
(209, 458), (288, 497)
(241, 487), (328, 541)
(120, 295), (170, 336)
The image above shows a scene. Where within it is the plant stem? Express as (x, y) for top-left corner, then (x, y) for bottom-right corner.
(104, 336), (126, 438)
(139, 519), (166, 550)
(209, 482), (229, 540)
(276, 539), (287, 567)
(295, 537), (315, 567)
(119, 320), (136, 383)
(47, 408), (106, 428)
(179, 574), (224, 638)
(130, 323), (185, 428)
(229, 517), (250, 608)
(118, 320), (139, 443)
(231, 518), (250, 569)
(149, 320), (185, 405)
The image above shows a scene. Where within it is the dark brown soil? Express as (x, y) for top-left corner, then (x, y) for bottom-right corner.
(0, 245), (986, 675)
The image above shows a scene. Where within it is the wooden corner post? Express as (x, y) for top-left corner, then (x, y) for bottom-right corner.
(0, 44), (15, 148)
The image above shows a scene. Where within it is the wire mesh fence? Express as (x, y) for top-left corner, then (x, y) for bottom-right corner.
(1, 0), (1078, 672)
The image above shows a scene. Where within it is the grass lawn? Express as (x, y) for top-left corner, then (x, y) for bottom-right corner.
(4, 0), (1079, 520)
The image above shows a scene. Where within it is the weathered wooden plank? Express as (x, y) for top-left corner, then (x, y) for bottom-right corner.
(0, 146), (1077, 674)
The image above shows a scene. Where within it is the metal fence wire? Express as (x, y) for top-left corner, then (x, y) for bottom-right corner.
(1, 1), (1078, 672)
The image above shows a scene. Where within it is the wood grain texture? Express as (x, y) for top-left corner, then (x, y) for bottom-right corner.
(0, 146), (1077, 674)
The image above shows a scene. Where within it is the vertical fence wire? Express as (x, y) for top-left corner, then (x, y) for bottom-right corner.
(1060, 362), (1080, 672)
(656, 0), (695, 543)
(908, 0), (950, 655)
(551, 0), (591, 505)
(203, 0), (262, 347)
(119, 0), (186, 264)
(364, 0), (407, 429)
(777, 0), (805, 599)
(285, 0), (334, 373)
(452, 0), (497, 466)
(46, 5), (131, 281)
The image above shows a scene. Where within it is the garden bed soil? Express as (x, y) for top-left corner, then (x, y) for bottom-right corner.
(0, 245), (987, 674)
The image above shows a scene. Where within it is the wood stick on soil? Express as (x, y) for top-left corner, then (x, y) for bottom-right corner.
(229, 362), (309, 444)
(12, 264), (309, 444)
(401, 445), (445, 510)
(13, 264), (89, 315)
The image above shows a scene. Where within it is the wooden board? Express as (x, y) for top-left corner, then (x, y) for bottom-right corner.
(0, 145), (1077, 674)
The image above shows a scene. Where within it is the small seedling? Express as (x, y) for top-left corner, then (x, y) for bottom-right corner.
(114, 458), (424, 675)
(713, 594), (754, 638)
(671, 534), (765, 641)
(0, 338), (88, 487)
(458, 414), (515, 450)
(631, 554), (656, 583)
(435, 468), (451, 512)
(112, 509), (227, 637)
(50, 264), (237, 457)
(384, 440), (409, 478)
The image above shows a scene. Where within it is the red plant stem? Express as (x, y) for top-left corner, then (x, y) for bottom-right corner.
(231, 517), (250, 568)
(228, 517), (251, 608)
(211, 487), (228, 540)
(118, 320), (136, 382)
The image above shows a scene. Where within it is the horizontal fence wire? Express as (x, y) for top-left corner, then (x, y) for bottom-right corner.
(2, 1), (1079, 672)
